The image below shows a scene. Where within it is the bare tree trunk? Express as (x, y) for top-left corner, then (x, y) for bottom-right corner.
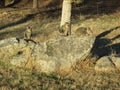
(33, 0), (38, 8)
(60, 0), (72, 35)
(60, 0), (72, 27)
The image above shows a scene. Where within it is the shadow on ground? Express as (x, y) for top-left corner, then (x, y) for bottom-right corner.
(0, 13), (35, 30)
(73, 0), (120, 15)
(91, 26), (120, 58)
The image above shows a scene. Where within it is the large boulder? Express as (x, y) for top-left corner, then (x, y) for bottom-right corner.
(0, 35), (95, 73)
(112, 56), (120, 69)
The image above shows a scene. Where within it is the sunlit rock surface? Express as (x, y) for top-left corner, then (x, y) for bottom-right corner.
(0, 35), (95, 73)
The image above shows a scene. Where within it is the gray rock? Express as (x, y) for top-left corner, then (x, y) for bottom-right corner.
(0, 35), (95, 73)
(95, 56), (120, 72)
(111, 56), (120, 69)
(10, 55), (28, 67)
(0, 38), (27, 59)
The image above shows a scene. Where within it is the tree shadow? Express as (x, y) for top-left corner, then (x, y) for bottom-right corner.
(111, 35), (120, 41)
(1, 0), (119, 20)
(91, 26), (120, 58)
(0, 13), (36, 30)
(6, 0), (22, 7)
(0, 27), (25, 40)
(37, 0), (120, 20)
(109, 43), (120, 57)
(72, 0), (120, 16)
(0, 0), (5, 7)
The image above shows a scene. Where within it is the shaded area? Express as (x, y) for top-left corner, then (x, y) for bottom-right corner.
(7, 0), (30, 8)
(35, 6), (61, 19)
(0, 28), (44, 40)
(0, 7), (60, 31)
(6, 0), (22, 7)
(37, 0), (120, 20)
(73, 0), (120, 15)
(0, 0), (119, 30)
(8, 0), (62, 9)
(91, 26), (120, 58)
(111, 35), (120, 41)
(0, 27), (25, 40)
(1, 0), (119, 19)
(37, 0), (120, 19)
(0, 0), (5, 7)
(0, 13), (35, 30)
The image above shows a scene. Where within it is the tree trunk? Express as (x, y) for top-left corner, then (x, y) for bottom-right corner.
(60, 0), (72, 27)
(33, 0), (38, 8)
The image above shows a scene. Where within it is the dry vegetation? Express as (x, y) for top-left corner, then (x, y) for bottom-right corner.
(0, 0), (120, 89)
(1, 60), (120, 90)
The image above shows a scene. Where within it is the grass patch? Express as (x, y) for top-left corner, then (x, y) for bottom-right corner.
(0, 59), (120, 89)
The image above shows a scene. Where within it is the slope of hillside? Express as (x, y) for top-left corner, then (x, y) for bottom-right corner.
(0, 0), (120, 89)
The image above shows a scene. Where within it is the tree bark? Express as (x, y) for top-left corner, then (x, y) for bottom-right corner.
(60, 0), (72, 27)
(33, 0), (38, 8)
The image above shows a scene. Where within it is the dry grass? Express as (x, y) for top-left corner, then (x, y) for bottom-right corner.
(0, 59), (120, 90)
(0, 4), (120, 89)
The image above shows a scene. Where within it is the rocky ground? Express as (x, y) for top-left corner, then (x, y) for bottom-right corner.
(0, 1), (120, 89)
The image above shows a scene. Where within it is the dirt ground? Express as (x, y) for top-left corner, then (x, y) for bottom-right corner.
(0, 1), (120, 89)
